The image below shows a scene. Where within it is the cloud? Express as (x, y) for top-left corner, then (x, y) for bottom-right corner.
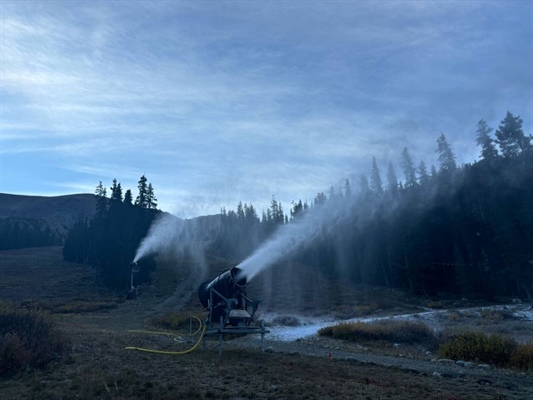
(1, 0), (531, 216)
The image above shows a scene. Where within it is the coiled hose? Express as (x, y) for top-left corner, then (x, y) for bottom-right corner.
(125, 316), (206, 355)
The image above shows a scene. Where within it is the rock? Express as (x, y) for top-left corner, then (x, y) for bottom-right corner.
(456, 360), (475, 368)
(437, 358), (455, 364)
(265, 346), (274, 353)
(432, 372), (443, 378)
(478, 364), (491, 369)
(476, 378), (493, 385)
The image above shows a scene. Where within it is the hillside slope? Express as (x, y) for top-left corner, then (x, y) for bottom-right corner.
(0, 193), (96, 235)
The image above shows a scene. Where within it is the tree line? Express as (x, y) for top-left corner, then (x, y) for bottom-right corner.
(211, 111), (533, 300)
(0, 218), (63, 250)
(63, 175), (160, 290)
(63, 111), (532, 300)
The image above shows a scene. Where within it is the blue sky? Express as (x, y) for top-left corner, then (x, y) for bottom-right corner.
(1, 0), (532, 218)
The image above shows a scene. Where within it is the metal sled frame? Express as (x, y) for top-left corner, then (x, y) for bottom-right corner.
(202, 286), (269, 355)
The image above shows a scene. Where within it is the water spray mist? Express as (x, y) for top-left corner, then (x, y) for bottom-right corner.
(236, 194), (359, 282)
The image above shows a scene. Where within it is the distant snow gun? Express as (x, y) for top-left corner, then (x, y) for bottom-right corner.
(198, 266), (269, 354)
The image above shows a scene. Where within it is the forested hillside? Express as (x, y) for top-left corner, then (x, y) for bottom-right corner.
(210, 112), (533, 300)
(0, 193), (96, 250)
(64, 112), (532, 299)
(63, 176), (160, 290)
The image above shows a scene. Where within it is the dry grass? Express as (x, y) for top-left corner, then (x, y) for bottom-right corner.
(511, 342), (533, 371)
(438, 330), (517, 367)
(1, 247), (533, 399)
(55, 300), (118, 313)
(318, 319), (436, 346)
(150, 311), (205, 332)
(0, 301), (69, 375)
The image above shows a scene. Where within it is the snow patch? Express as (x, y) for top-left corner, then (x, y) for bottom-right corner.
(261, 305), (533, 342)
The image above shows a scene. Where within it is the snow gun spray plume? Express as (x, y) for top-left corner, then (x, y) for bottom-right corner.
(132, 213), (225, 297)
(235, 194), (359, 282)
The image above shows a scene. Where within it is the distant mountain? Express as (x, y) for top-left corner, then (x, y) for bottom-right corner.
(0, 193), (97, 236)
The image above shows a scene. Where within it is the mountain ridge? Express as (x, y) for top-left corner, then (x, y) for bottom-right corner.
(0, 193), (97, 235)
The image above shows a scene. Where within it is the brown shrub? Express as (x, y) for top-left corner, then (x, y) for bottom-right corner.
(0, 301), (69, 375)
(318, 320), (435, 345)
(55, 300), (117, 313)
(438, 331), (516, 366)
(511, 342), (533, 371)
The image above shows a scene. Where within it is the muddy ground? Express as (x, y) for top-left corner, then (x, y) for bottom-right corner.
(1, 247), (532, 399)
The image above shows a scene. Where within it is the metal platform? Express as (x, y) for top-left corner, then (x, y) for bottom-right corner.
(199, 279), (269, 354)
(203, 318), (270, 355)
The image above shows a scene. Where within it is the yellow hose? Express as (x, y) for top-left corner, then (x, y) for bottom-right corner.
(125, 317), (206, 355)
(128, 316), (202, 340)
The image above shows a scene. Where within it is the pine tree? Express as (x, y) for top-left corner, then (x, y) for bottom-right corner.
(417, 161), (430, 186)
(314, 192), (327, 206)
(135, 175), (148, 208)
(436, 133), (456, 172)
(370, 156), (383, 195)
(495, 111), (531, 158)
(359, 175), (371, 197)
(475, 119), (498, 160)
(146, 183), (158, 210)
(401, 148), (417, 188)
(291, 200), (304, 220)
(123, 189), (133, 205)
(95, 181), (107, 219)
(110, 179), (123, 202)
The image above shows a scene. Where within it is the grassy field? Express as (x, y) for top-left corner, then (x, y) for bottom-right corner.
(1, 247), (532, 399)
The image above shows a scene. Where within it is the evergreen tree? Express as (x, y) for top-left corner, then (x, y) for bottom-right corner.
(135, 175), (148, 208)
(110, 179), (123, 202)
(123, 189), (133, 205)
(370, 156), (383, 195)
(475, 119), (498, 160)
(400, 148), (417, 188)
(270, 197), (284, 224)
(95, 181), (107, 219)
(314, 192), (327, 206)
(417, 161), (430, 186)
(244, 203), (259, 223)
(436, 133), (456, 172)
(359, 175), (371, 198)
(146, 183), (158, 210)
(237, 202), (245, 220)
(495, 111), (531, 158)
(291, 200), (304, 220)
(387, 162), (398, 194)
